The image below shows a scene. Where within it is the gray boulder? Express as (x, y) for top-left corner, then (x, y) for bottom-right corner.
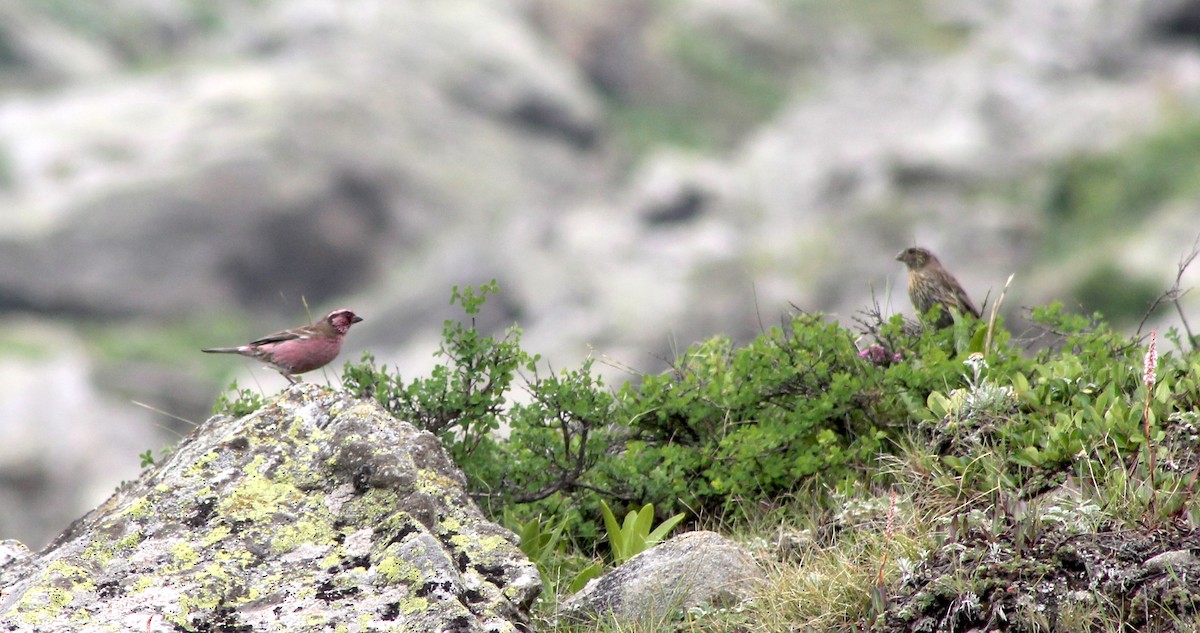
(560, 530), (764, 625)
(0, 384), (540, 632)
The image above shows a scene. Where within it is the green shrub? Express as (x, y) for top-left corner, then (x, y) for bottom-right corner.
(612, 312), (996, 524)
(918, 303), (1198, 522)
(340, 282), (626, 545)
(343, 281), (530, 478)
(212, 379), (266, 418)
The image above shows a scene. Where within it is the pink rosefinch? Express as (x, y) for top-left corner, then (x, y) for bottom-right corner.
(202, 308), (363, 383)
(896, 247), (980, 328)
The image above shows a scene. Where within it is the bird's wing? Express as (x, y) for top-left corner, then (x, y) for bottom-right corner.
(249, 327), (309, 346)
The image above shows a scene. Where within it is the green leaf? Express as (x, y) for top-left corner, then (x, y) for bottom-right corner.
(927, 391), (951, 419)
(567, 562), (604, 594)
(968, 324), (988, 355)
(632, 504), (653, 545)
(600, 500), (626, 561)
(646, 513), (685, 545)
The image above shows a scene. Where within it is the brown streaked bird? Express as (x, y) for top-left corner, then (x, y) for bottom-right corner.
(896, 247), (980, 328)
(202, 308), (363, 384)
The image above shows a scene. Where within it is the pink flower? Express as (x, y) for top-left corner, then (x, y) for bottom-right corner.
(1143, 330), (1157, 389)
(860, 344), (901, 365)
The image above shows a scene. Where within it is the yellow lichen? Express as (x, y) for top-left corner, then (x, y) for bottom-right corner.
(185, 450), (220, 477)
(173, 592), (202, 623)
(320, 551), (343, 569)
(132, 576), (154, 593)
(47, 561), (95, 592)
(170, 542), (200, 570)
(213, 547), (256, 570)
(119, 531), (146, 551)
(244, 583), (262, 602)
(18, 590), (61, 625)
(218, 470), (301, 521)
(242, 454), (268, 476)
(401, 596), (430, 614)
(80, 528), (146, 567)
(123, 497), (151, 519)
(270, 520), (330, 554)
(81, 538), (117, 567)
(451, 534), (509, 555)
(168, 570), (236, 626)
(375, 556), (421, 585)
(294, 584), (317, 601)
(201, 524), (232, 547)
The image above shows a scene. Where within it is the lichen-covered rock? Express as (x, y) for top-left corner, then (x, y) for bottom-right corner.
(560, 530), (763, 625)
(0, 384), (540, 632)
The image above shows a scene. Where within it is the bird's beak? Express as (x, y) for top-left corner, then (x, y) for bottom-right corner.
(895, 251), (904, 261)
(352, 315), (364, 323)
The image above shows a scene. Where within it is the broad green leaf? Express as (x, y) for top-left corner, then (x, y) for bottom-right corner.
(568, 563), (604, 594)
(646, 513), (685, 544)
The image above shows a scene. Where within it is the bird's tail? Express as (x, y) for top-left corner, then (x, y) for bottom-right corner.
(201, 347), (244, 354)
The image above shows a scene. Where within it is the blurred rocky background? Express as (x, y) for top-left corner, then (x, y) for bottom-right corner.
(3, 0), (1200, 549)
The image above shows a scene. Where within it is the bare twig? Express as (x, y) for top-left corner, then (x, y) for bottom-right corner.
(131, 400), (196, 436)
(1137, 234), (1199, 350)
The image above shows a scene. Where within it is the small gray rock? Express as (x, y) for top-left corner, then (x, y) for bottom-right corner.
(1143, 549), (1199, 573)
(560, 530), (764, 626)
